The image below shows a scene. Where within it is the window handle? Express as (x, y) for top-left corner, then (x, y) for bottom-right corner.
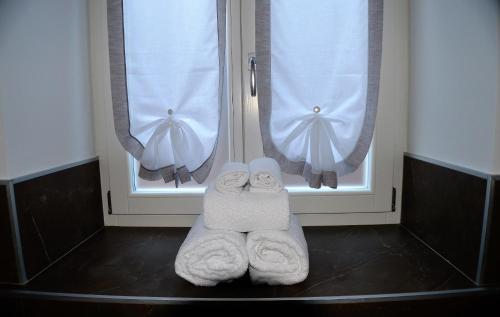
(249, 56), (257, 97)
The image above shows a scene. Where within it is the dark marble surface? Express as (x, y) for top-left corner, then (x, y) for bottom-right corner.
(2, 292), (500, 317)
(401, 155), (486, 281)
(5, 225), (474, 298)
(0, 184), (18, 284)
(14, 161), (104, 280)
(483, 178), (500, 285)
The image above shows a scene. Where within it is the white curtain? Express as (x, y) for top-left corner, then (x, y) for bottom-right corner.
(108, 0), (226, 184)
(256, 0), (383, 188)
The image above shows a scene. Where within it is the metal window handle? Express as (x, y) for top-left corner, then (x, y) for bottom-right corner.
(249, 56), (256, 97)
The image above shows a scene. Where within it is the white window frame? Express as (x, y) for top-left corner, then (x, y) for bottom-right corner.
(89, 0), (408, 227)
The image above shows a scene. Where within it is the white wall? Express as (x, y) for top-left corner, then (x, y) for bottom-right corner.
(0, 0), (95, 179)
(408, 0), (500, 174)
(494, 21), (500, 174)
(0, 119), (8, 179)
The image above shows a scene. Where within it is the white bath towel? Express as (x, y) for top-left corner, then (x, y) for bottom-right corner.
(249, 157), (283, 192)
(215, 162), (249, 193)
(203, 185), (290, 232)
(247, 214), (309, 285)
(174, 215), (248, 286)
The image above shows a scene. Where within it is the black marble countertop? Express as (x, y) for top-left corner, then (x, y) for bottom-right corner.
(2, 224), (487, 302)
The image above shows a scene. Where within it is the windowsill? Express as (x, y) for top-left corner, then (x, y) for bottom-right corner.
(1, 225), (493, 302)
(130, 186), (372, 197)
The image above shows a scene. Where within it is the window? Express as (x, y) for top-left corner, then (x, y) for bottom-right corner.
(89, 0), (407, 226)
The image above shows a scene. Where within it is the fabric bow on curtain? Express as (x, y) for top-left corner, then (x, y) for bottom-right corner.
(107, 0), (226, 184)
(137, 115), (205, 184)
(281, 111), (350, 188)
(256, 0), (383, 188)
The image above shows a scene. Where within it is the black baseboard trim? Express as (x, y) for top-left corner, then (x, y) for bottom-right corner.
(1, 287), (497, 305)
(0, 158), (103, 285)
(402, 153), (500, 286)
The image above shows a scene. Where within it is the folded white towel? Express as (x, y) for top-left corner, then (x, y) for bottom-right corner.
(247, 214), (309, 285)
(215, 162), (249, 193)
(249, 157), (283, 193)
(203, 185), (290, 232)
(174, 215), (248, 286)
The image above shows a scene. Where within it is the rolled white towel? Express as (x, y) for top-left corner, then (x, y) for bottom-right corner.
(247, 214), (309, 285)
(174, 215), (248, 286)
(249, 157), (283, 193)
(215, 162), (249, 193)
(203, 185), (290, 232)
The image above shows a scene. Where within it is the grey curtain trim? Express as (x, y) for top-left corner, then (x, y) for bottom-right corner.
(255, 0), (383, 189)
(191, 0), (226, 184)
(107, 0), (227, 184)
(139, 165), (191, 184)
(107, 0), (144, 160)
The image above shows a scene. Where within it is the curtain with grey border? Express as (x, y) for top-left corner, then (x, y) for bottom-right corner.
(256, 0), (383, 189)
(107, 0), (226, 184)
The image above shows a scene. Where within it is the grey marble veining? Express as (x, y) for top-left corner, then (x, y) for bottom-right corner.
(13, 161), (104, 279)
(402, 155), (486, 281)
(12, 225), (474, 298)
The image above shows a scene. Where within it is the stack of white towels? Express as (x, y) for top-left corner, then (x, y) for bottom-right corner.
(174, 157), (309, 286)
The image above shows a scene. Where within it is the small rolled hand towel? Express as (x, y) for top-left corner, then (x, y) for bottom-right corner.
(175, 215), (248, 286)
(215, 162), (249, 193)
(204, 185), (290, 232)
(247, 214), (309, 285)
(248, 157), (283, 193)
